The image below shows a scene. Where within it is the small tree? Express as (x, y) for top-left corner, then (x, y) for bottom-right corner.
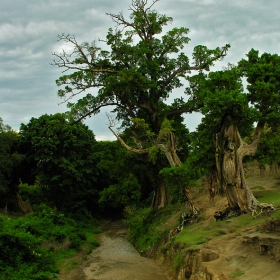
(52, 0), (230, 211)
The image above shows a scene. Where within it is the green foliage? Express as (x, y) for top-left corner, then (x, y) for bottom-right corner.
(148, 147), (159, 164)
(230, 268), (244, 278)
(158, 119), (174, 141)
(99, 173), (142, 208)
(97, 140), (157, 209)
(19, 183), (45, 206)
(0, 118), (22, 205)
(255, 126), (280, 165)
(19, 113), (100, 213)
(52, 0), (229, 159)
(239, 49), (280, 127)
(186, 66), (255, 172)
(0, 205), (100, 279)
(159, 165), (196, 202)
(132, 118), (155, 141)
(124, 204), (180, 252)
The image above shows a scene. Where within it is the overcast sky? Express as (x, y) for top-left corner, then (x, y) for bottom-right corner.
(1, 0), (279, 140)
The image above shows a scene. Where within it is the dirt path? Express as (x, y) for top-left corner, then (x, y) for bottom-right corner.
(82, 219), (170, 280)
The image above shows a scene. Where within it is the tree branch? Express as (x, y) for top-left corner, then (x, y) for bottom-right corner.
(108, 126), (151, 154)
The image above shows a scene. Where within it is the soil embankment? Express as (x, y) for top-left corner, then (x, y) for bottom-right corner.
(162, 173), (280, 279)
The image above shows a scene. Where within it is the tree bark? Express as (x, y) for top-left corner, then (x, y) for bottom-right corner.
(215, 121), (274, 216)
(109, 127), (199, 213)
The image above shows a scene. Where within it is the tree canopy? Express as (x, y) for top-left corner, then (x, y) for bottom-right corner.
(52, 0), (230, 138)
(51, 0), (231, 211)
(0, 118), (21, 206)
(19, 114), (100, 213)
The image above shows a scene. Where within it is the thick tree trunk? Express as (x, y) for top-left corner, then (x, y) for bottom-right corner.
(109, 126), (199, 213)
(215, 121), (274, 217)
(156, 132), (199, 213)
(151, 181), (170, 211)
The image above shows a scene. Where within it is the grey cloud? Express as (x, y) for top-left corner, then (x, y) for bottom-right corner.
(1, 0), (279, 139)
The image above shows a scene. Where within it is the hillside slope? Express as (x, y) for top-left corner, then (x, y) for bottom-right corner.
(160, 173), (280, 280)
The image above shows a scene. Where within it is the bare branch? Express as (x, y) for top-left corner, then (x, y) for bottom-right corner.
(108, 126), (151, 154)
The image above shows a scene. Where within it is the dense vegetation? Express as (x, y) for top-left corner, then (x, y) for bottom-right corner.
(0, 204), (100, 280)
(1, 0), (280, 278)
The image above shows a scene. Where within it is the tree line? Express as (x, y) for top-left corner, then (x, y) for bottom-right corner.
(1, 0), (280, 219)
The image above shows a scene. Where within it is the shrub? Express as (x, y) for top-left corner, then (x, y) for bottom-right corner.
(0, 203), (101, 279)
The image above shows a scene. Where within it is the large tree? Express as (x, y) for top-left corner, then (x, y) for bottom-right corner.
(52, 0), (230, 210)
(187, 50), (280, 216)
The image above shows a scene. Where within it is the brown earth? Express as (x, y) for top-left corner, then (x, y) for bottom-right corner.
(59, 168), (280, 280)
(163, 173), (280, 280)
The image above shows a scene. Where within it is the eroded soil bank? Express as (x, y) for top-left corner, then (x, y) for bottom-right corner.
(82, 219), (170, 280)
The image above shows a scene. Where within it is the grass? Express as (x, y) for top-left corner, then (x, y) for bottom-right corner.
(125, 203), (183, 253)
(64, 260), (78, 272)
(255, 189), (280, 206)
(125, 183), (280, 277)
(230, 268), (244, 278)
(173, 250), (185, 272)
(175, 189), (280, 249)
(251, 185), (265, 190)
(174, 210), (269, 249)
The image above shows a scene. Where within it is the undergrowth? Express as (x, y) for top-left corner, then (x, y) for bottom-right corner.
(0, 204), (100, 280)
(124, 203), (182, 253)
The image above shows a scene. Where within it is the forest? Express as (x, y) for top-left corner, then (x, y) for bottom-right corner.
(1, 0), (280, 279)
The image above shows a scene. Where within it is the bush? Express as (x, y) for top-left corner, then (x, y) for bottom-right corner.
(0, 203), (101, 279)
(0, 216), (58, 279)
(124, 205), (177, 252)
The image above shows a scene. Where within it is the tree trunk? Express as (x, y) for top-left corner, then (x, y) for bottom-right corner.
(155, 132), (199, 213)
(109, 126), (199, 213)
(151, 181), (170, 211)
(215, 121), (274, 216)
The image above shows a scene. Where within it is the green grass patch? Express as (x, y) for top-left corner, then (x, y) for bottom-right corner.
(230, 268), (244, 278)
(175, 189), (280, 249)
(173, 250), (185, 272)
(175, 211), (271, 249)
(254, 189), (280, 207)
(64, 259), (78, 273)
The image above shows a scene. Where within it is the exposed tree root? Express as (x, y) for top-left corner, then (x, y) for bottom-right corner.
(214, 202), (275, 221)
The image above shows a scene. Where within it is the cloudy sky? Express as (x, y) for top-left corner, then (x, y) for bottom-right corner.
(1, 0), (279, 140)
